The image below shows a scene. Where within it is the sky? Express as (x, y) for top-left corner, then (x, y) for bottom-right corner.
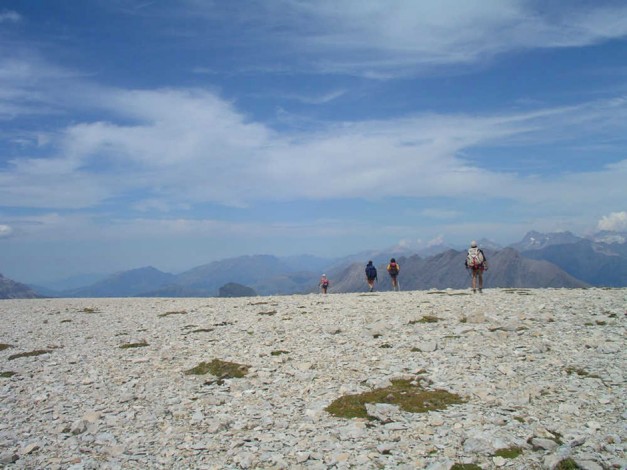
(1, 0), (627, 284)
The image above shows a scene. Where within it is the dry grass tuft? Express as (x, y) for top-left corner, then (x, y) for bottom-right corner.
(158, 310), (188, 318)
(8, 349), (51, 361)
(119, 341), (149, 349)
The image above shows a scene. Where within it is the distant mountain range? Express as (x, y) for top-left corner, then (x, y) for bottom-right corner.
(1, 229), (625, 299)
(0, 274), (42, 299)
(327, 248), (587, 292)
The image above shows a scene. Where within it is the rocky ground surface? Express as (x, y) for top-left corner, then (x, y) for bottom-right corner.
(0, 288), (625, 469)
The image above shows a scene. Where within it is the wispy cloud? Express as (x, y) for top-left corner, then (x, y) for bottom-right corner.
(179, 1), (627, 77)
(0, 224), (13, 238)
(0, 10), (21, 23)
(1, 82), (626, 214)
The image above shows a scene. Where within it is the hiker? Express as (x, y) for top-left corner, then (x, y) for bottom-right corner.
(387, 258), (400, 291)
(465, 240), (487, 293)
(365, 261), (377, 292)
(319, 274), (329, 294)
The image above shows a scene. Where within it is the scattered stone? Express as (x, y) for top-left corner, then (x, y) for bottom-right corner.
(0, 289), (623, 469)
(530, 437), (560, 451)
(20, 443), (39, 455)
(414, 341), (438, 352)
(0, 452), (19, 464)
(70, 420), (87, 435)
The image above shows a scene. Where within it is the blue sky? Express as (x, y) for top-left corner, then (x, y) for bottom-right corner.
(1, 0), (627, 283)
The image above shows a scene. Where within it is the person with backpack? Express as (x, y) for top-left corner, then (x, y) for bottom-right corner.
(387, 258), (400, 291)
(365, 261), (377, 292)
(465, 240), (487, 293)
(319, 274), (329, 294)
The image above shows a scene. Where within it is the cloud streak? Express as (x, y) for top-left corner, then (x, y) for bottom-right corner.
(1, 84), (626, 214)
(180, 0), (627, 76)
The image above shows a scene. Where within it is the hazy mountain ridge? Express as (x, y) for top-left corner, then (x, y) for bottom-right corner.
(327, 248), (587, 292)
(0, 274), (43, 299)
(4, 229), (625, 299)
(509, 230), (583, 251)
(62, 267), (176, 298)
(521, 239), (627, 287)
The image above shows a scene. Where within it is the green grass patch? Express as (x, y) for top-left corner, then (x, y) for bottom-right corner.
(565, 367), (601, 380)
(158, 310), (188, 317)
(555, 458), (580, 469)
(325, 378), (465, 420)
(189, 328), (214, 334)
(0, 344), (13, 351)
(60, 319), (72, 323)
(82, 307), (97, 313)
(184, 359), (249, 378)
(503, 289), (532, 295)
(119, 341), (149, 349)
(1, 371), (17, 378)
(8, 349), (51, 360)
(258, 310), (277, 316)
(451, 464), (483, 470)
(493, 446), (523, 459)
(271, 350), (289, 356)
(409, 315), (440, 324)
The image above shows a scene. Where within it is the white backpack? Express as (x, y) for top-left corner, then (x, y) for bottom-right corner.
(466, 247), (484, 268)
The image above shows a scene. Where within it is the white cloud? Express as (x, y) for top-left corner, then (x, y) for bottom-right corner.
(0, 10), (21, 23)
(1, 85), (626, 214)
(188, 1), (627, 76)
(597, 212), (627, 232)
(0, 224), (13, 238)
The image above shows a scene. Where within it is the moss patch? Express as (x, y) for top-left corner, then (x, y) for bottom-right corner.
(8, 349), (51, 360)
(158, 310), (188, 317)
(184, 359), (249, 378)
(60, 319), (72, 323)
(258, 310), (277, 316)
(565, 367), (601, 380)
(451, 464), (483, 470)
(555, 458), (580, 470)
(409, 315), (440, 324)
(1, 371), (17, 378)
(119, 341), (149, 349)
(325, 378), (465, 420)
(271, 350), (289, 356)
(493, 446), (523, 459)
(0, 343), (13, 351)
(502, 289), (532, 295)
(82, 307), (97, 313)
(189, 328), (214, 334)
